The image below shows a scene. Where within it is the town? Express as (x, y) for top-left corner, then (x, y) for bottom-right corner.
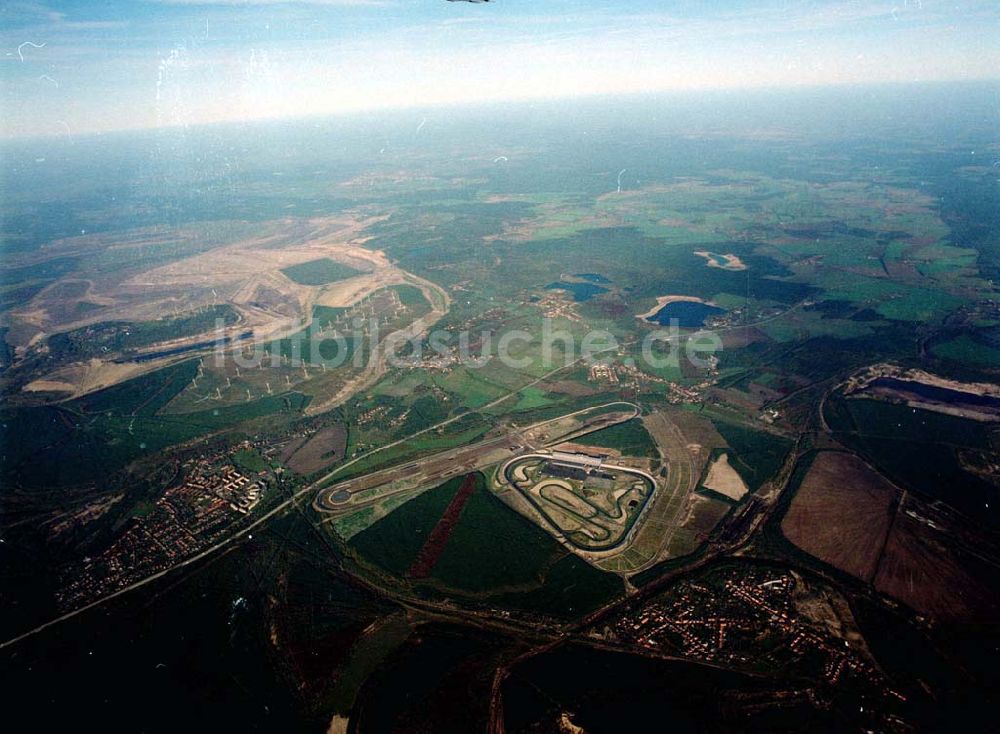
(603, 565), (906, 707)
(58, 445), (273, 609)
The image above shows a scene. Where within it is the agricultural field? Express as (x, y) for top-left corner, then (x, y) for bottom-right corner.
(700, 452), (749, 501)
(774, 449), (1000, 622)
(933, 334), (1000, 367)
(781, 451), (898, 582)
(281, 425), (348, 476)
(873, 493), (1000, 622)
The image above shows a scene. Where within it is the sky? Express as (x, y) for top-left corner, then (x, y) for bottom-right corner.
(1, 0), (998, 138)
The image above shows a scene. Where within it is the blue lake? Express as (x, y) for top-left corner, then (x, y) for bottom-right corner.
(646, 301), (724, 328)
(870, 377), (1000, 410)
(546, 281), (609, 301)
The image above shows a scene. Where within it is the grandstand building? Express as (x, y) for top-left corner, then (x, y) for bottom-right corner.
(546, 451), (608, 478)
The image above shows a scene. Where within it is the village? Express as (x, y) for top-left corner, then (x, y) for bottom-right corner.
(604, 565), (905, 703)
(58, 446), (272, 609)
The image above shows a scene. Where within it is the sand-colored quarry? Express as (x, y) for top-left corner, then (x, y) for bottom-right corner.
(9, 214), (450, 407)
(702, 452), (749, 501)
(11, 216), (383, 349)
(843, 364), (1000, 422)
(23, 359), (155, 397)
(693, 250), (747, 271)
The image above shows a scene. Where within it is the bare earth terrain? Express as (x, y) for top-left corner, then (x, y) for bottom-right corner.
(702, 452), (748, 501)
(12, 213), (449, 413)
(873, 493), (1000, 622)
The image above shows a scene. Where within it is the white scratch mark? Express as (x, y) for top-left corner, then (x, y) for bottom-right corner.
(39, 74), (58, 87)
(493, 156), (508, 163)
(616, 168), (627, 193)
(17, 41), (45, 63)
(416, 117), (427, 133)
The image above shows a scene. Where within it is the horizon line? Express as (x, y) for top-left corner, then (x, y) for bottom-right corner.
(4, 76), (999, 143)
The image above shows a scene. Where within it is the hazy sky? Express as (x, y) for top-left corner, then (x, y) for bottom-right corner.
(2, 0), (998, 138)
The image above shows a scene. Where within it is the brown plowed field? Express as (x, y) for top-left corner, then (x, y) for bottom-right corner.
(874, 494), (1000, 622)
(284, 426), (348, 475)
(781, 452), (897, 582)
(407, 473), (478, 579)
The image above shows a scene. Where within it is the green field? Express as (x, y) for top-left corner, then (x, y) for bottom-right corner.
(431, 475), (567, 592)
(347, 473), (624, 615)
(576, 418), (658, 458)
(932, 335), (1000, 367)
(231, 448), (269, 473)
(312, 304), (349, 328)
(280, 258), (363, 285)
(392, 284), (429, 308)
